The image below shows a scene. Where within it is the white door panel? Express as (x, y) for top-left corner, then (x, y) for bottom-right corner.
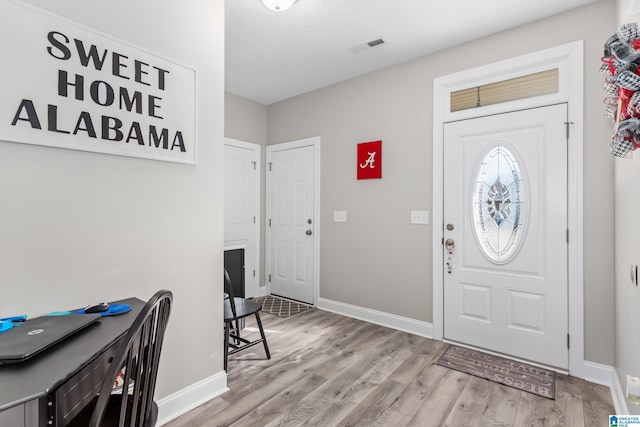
(268, 144), (315, 304)
(444, 104), (568, 369)
(224, 141), (260, 297)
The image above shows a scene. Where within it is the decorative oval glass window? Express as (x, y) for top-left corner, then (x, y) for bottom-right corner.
(472, 145), (526, 264)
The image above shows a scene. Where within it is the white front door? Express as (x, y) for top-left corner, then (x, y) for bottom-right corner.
(443, 104), (568, 369)
(267, 140), (317, 304)
(224, 139), (261, 297)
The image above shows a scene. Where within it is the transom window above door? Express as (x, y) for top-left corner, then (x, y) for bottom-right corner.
(450, 69), (559, 112)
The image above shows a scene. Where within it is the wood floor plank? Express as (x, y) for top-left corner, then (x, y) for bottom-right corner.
(228, 372), (326, 427)
(443, 376), (493, 427)
(218, 323), (366, 426)
(477, 382), (521, 426)
(335, 378), (408, 427)
(406, 368), (471, 427)
(389, 338), (448, 385)
(197, 373), (300, 426)
(512, 390), (552, 427)
(266, 327), (401, 427)
(224, 310), (350, 386)
(551, 373), (584, 427)
(222, 346), (321, 405)
(261, 324), (413, 427)
(299, 330), (420, 426)
(389, 363), (451, 419)
(368, 408), (412, 427)
(165, 308), (615, 427)
(581, 380), (615, 427)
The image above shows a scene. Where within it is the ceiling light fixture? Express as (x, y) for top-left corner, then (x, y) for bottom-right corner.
(260, 0), (297, 12)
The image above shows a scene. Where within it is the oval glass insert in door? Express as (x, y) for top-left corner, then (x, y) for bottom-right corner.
(472, 145), (527, 264)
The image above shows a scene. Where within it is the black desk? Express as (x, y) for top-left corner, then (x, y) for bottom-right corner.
(0, 297), (144, 427)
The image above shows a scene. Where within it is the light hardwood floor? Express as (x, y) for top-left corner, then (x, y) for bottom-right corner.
(165, 308), (614, 427)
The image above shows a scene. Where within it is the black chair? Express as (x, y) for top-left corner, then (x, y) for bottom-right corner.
(68, 290), (173, 427)
(224, 269), (270, 370)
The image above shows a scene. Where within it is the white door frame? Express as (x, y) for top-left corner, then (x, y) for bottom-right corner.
(266, 136), (321, 305)
(432, 41), (584, 376)
(224, 137), (262, 298)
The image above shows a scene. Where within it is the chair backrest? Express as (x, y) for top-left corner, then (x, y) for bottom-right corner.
(89, 290), (173, 427)
(224, 269), (237, 318)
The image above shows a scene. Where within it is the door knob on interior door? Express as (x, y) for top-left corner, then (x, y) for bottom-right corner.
(306, 230), (313, 235)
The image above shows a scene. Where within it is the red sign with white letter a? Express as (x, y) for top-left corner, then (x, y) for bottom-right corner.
(357, 140), (382, 179)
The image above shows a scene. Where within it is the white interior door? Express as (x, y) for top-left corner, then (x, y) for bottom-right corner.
(267, 141), (316, 304)
(443, 104), (568, 369)
(224, 139), (261, 298)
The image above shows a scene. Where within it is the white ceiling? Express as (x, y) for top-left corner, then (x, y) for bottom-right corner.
(225, 0), (598, 105)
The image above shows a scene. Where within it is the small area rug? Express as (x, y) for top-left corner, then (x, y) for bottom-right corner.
(253, 295), (312, 318)
(436, 345), (555, 399)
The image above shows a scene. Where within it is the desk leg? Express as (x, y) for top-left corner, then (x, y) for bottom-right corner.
(24, 400), (40, 427)
(0, 400), (42, 427)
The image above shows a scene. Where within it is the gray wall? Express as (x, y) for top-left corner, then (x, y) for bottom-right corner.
(1, 0), (226, 398)
(266, 0), (616, 365)
(616, 0), (640, 413)
(225, 92), (268, 145)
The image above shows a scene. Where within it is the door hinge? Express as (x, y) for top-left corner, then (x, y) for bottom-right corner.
(567, 333), (570, 349)
(564, 121), (574, 139)
(268, 274), (271, 282)
(441, 237), (444, 245)
(253, 216), (256, 224)
(268, 162), (272, 172)
(252, 161), (257, 171)
(253, 269), (256, 277)
(269, 218), (272, 227)
(566, 228), (569, 243)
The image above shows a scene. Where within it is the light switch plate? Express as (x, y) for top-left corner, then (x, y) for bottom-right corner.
(410, 210), (429, 225)
(333, 210), (347, 222)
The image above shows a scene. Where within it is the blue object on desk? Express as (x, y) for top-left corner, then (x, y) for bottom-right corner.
(0, 321), (13, 333)
(0, 315), (27, 323)
(0, 316), (27, 332)
(47, 311), (71, 316)
(74, 303), (131, 316)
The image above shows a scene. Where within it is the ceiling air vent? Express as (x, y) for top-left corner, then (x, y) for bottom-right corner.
(349, 37), (386, 54)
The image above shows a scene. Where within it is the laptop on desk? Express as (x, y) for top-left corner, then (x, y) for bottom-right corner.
(0, 314), (101, 365)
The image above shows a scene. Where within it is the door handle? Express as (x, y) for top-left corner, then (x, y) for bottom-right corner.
(306, 230), (313, 236)
(445, 238), (455, 250)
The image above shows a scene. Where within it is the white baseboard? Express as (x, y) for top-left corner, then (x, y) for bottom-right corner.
(157, 370), (228, 426)
(247, 286), (267, 299)
(584, 361), (614, 386)
(317, 297), (433, 338)
(611, 368), (630, 415)
(583, 361), (629, 415)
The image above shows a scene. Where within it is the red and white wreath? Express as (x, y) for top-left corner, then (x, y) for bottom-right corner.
(602, 22), (640, 157)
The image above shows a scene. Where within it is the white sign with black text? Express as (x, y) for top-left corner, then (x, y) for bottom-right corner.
(0, 0), (197, 164)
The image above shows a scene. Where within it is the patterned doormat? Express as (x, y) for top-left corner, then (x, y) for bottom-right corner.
(253, 295), (312, 318)
(436, 345), (556, 399)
